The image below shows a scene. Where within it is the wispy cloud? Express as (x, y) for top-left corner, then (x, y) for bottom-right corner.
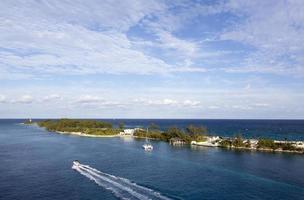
(75, 95), (104, 104)
(1, 0), (303, 78)
(133, 98), (201, 107)
(0, 0), (303, 118)
(11, 95), (34, 104)
(0, 95), (7, 103)
(41, 94), (62, 102)
(221, 0), (304, 76)
(0, 0), (207, 79)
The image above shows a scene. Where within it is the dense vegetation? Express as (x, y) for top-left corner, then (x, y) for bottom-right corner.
(38, 119), (208, 140)
(219, 135), (303, 152)
(37, 119), (118, 135)
(257, 138), (277, 150)
(219, 134), (246, 148)
(257, 138), (301, 151)
(23, 119), (33, 124)
(134, 124), (208, 143)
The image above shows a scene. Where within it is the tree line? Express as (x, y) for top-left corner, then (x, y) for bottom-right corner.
(37, 119), (208, 142)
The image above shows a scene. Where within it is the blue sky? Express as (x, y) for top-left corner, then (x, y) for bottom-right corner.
(0, 0), (304, 119)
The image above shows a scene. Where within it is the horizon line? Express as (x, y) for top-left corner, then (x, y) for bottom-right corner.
(1, 118), (304, 120)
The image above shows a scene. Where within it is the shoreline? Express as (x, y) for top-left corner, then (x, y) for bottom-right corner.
(192, 140), (304, 154)
(217, 146), (304, 154)
(56, 131), (160, 140)
(56, 130), (304, 154)
(56, 131), (120, 138)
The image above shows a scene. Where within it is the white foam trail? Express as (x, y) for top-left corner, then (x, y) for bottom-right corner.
(73, 163), (172, 200)
(74, 168), (130, 200)
(80, 164), (169, 199)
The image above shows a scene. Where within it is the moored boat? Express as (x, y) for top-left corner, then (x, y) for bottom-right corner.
(142, 143), (153, 151)
(143, 128), (153, 151)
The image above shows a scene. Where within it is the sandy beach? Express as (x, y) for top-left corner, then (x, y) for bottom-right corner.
(56, 131), (120, 138)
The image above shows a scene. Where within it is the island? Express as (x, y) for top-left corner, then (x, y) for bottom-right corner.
(29, 119), (304, 154)
(37, 119), (120, 137)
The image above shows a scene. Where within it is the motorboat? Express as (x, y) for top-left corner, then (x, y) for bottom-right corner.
(73, 160), (80, 166)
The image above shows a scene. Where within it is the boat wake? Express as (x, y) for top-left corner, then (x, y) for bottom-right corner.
(72, 162), (172, 200)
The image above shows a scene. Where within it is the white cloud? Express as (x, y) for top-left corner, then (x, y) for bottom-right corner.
(169, 66), (207, 73)
(0, 0), (207, 79)
(232, 105), (253, 110)
(208, 105), (220, 110)
(0, 0), (165, 32)
(74, 95), (125, 108)
(133, 98), (201, 107)
(222, 65), (304, 77)
(183, 100), (201, 107)
(254, 103), (269, 107)
(0, 0), (303, 119)
(160, 98), (178, 106)
(221, 0), (304, 76)
(42, 94), (61, 102)
(12, 95), (34, 104)
(0, 26), (173, 76)
(154, 30), (199, 58)
(0, 0), (302, 78)
(231, 103), (270, 110)
(133, 98), (177, 106)
(76, 95), (105, 104)
(0, 95), (7, 103)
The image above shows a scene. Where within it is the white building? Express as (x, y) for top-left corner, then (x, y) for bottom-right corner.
(191, 136), (221, 147)
(206, 136), (220, 143)
(120, 129), (135, 136)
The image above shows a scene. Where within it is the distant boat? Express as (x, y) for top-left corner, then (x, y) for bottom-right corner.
(142, 143), (153, 151)
(142, 128), (153, 151)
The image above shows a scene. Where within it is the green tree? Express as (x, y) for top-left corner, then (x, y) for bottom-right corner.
(220, 139), (232, 148)
(244, 140), (251, 148)
(118, 122), (125, 129)
(257, 139), (278, 150)
(148, 123), (160, 131)
(185, 125), (207, 142)
(186, 125), (207, 135)
(232, 134), (244, 147)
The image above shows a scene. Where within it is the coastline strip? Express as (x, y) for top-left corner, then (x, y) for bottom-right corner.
(56, 131), (120, 138)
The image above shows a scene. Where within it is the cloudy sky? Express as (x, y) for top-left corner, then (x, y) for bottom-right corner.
(0, 0), (304, 119)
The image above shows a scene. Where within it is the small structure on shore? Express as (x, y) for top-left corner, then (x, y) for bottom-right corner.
(24, 118), (33, 124)
(120, 129), (135, 136)
(207, 136), (220, 143)
(248, 139), (258, 148)
(191, 136), (221, 147)
(169, 137), (186, 145)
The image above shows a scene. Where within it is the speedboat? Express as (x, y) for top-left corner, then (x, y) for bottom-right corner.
(73, 160), (80, 166)
(142, 143), (153, 151)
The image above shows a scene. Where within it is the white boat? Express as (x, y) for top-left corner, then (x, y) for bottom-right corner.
(73, 160), (80, 166)
(143, 128), (153, 151)
(142, 143), (153, 151)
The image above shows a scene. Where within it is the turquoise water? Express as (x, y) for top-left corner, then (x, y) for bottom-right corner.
(0, 119), (304, 200)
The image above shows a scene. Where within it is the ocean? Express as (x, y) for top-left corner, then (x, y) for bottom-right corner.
(0, 119), (303, 200)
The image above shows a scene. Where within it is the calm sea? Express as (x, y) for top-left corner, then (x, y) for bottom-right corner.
(0, 119), (304, 200)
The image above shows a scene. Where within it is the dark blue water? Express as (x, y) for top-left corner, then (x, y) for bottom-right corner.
(106, 119), (304, 140)
(0, 119), (304, 200)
